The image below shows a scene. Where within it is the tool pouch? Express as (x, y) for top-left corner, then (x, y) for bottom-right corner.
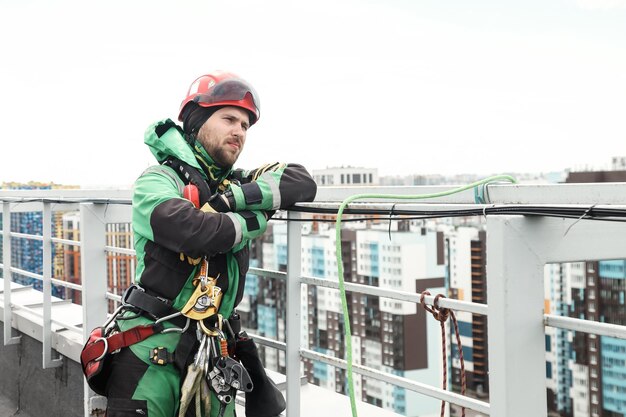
(80, 327), (112, 396)
(235, 336), (286, 417)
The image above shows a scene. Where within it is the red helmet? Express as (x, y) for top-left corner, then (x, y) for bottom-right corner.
(178, 71), (261, 125)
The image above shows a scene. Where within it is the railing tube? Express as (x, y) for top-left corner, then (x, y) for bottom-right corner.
(43, 202), (62, 368)
(80, 203), (109, 416)
(3, 202), (21, 345)
(487, 216), (547, 417)
(286, 211), (302, 417)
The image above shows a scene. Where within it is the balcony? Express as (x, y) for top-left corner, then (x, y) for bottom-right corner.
(2, 183), (626, 417)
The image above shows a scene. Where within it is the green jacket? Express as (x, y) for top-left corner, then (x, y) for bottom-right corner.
(132, 119), (317, 318)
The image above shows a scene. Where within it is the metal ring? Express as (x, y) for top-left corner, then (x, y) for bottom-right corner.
(94, 337), (108, 362)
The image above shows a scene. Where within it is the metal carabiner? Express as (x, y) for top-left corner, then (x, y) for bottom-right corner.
(194, 333), (209, 368)
(102, 304), (125, 330)
(155, 311), (191, 334)
(199, 315), (225, 337)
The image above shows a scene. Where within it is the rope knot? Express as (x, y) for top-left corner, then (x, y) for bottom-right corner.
(420, 291), (450, 322)
(433, 294), (450, 322)
(419, 290), (466, 417)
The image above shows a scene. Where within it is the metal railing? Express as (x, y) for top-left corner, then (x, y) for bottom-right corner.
(2, 184), (626, 417)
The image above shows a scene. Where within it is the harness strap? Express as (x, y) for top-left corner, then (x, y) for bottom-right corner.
(123, 285), (178, 319)
(174, 329), (198, 372)
(163, 157), (214, 206)
(81, 323), (165, 365)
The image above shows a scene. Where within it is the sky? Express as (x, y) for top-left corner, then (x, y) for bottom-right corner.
(1, 0), (625, 187)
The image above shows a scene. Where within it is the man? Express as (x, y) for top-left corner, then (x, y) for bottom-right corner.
(103, 71), (317, 417)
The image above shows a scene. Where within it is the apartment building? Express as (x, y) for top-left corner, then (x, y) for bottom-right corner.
(313, 166), (379, 186)
(243, 219), (447, 416)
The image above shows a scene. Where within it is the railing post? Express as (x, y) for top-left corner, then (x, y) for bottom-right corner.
(42, 202), (62, 368)
(3, 202), (21, 345)
(80, 203), (109, 416)
(486, 216), (547, 417)
(286, 211), (302, 417)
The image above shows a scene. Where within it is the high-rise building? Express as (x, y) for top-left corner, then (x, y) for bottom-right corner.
(0, 181), (134, 307)
(313, 166), (379, 186)
(243, 219), (447, 416)
(58, 212), (135, 306)
(447, 226), (489, 416)
(554, 169), (626, 417)
(0, 182), (81, 299)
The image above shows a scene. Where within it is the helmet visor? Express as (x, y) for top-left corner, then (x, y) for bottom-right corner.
(193, 78), (261, 113)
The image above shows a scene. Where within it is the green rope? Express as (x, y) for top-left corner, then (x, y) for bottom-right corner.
(334, 175), (517, 417)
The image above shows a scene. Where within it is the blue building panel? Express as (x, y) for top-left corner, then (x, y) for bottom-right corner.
(312, 347), (329, 382)
(245, 258), (260, 296)
(257, 305), (277, 338)
(392, 385), (406, 415)
(276, 243), (287, 267)
(602, 336), (626, 414)
(457, 320), (472, 338)
(599, 260), (626, 279)
(370, 243), (379, 276)
(451, 343), (473, 362)
(312, 246), (325, 278)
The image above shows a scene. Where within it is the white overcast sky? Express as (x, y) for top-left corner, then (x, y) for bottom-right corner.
(1, 0), (625, 187)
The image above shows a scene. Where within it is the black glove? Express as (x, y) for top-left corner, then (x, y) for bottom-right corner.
(234, 334), (286, 417)
(206, 192), (231, 212)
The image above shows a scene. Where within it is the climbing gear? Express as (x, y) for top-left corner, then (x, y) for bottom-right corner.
(181, 259), (223, 320)
(420, 292), (467, 417)
(179, 71), (261, 125)
(81, 314), (164, 395)
(150, 346), (175, 366)
(123, 284), (177, 320)
(164, 156), (215, 208)
(178, 315), (254, 417)
(80, 287), (191, 395)
(333, 175), (517, 417)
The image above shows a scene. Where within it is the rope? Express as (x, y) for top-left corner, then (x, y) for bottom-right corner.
(334, 175), (516, 417)
(420, 292), (467, 417)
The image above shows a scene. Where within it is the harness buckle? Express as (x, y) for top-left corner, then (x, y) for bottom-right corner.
(93, 337), (109, 362)
(150, 346), (174, 366)
(121, 284), (144, 307)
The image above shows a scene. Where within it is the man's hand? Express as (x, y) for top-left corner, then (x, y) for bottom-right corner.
(226, 163), (316, 212)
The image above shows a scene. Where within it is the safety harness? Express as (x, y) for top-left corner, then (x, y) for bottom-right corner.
(81, 132), (286, 416)
(80, 284), (191, 395)
(80, 153), (243, 405)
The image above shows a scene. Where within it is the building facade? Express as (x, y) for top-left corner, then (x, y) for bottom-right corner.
(242, 219), (448, 416)
(313, 166), (379, 186)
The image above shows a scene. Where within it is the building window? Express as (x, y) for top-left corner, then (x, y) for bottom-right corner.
(353, 174), (361, 184)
